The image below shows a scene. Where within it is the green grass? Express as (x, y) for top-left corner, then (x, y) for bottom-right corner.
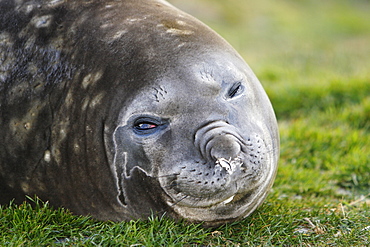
(1, 195), (369, 246)
(1, 0), (369, 246)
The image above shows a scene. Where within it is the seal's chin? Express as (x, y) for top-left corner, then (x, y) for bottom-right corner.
(159, 155), (261, 208)
(159, 164), (273, 225)
(163, 183), (268, 224)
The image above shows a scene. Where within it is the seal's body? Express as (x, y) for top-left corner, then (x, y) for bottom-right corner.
(0, 0), (279, 226)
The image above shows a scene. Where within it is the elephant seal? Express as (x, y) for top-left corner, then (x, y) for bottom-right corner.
(0, 0), (279, 226)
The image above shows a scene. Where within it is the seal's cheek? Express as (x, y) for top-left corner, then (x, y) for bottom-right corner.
(112, 115), (171, 178)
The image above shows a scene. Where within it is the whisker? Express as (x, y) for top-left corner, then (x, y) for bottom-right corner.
(163, 181), (177, 189)
(170, 195), (189, 207)
(153, 173), (180, 179)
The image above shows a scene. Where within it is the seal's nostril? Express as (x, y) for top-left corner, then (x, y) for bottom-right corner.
(210, 135), (241, 160)
(194, 120), (244, 160)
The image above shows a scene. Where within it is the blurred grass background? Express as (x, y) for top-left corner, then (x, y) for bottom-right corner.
(170, 0), (370, 79)
(1, 0), (369, 245)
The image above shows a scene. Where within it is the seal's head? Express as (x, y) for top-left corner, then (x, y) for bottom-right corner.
(109, 1), (279, 225)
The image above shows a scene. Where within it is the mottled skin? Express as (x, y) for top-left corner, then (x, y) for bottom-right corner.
(0, 0), (279, 226)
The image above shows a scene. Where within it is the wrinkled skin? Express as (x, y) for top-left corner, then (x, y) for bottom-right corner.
(0, 0), (279, 226)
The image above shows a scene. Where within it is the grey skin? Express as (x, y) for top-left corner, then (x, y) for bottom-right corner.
(0, 0), (279, 226)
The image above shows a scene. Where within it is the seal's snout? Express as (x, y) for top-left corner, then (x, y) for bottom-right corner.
(194, 120), (243, 164)
(159, 119), (270, 210)
(210, 135), (241, 160)
(161, 120), (261, 207)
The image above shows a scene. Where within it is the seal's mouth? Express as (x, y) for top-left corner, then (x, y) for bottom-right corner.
(157, 145), (274, 224)
(161, 156), (260, 209)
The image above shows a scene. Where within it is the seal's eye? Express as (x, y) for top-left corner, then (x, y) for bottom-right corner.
(133, 117), (167, 135)
(135, 122), (158, 130)
(134, 121), (158, 135)
(228, 82), (243, 98)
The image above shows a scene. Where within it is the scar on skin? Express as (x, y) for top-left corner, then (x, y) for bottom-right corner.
(32, 15), (53, 28)
(158, 20), (195, 36)
(199, 67), (218, 85)
(152, 86), (168, 102)
(82, 71), (103, 89)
